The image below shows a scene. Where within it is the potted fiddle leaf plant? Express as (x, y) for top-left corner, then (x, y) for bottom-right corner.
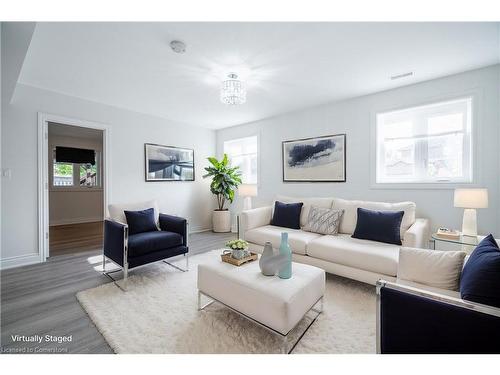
(203, 154), (242, 232)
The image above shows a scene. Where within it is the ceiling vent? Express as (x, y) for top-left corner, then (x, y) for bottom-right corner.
(390, 71), (413, 80)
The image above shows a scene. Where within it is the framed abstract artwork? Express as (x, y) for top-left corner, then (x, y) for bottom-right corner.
(282, 134), (346, 182)
(144, 143), (195, 181)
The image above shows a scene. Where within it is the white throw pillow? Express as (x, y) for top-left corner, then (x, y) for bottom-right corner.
(397, 247), (466, 291)
(108, 200), (160, 226)
(303, 206), (344, 235)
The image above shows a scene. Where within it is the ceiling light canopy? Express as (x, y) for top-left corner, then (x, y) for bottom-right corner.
(170, 40), (186, 54)
(220, 73), (246, 105)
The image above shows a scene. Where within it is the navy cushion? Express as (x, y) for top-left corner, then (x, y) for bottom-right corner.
(352, 207), (404, 245)
(128, 231), (183, 257)
(271, 201), (303, 229)
(124, 208), (158, 235)
(460, 234), (500, 308)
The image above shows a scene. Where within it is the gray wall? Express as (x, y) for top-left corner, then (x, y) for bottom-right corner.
(217, 65), (500, 237)
(1, 84), (216, 264)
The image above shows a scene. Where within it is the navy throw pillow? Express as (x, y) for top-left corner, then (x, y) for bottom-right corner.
(460, 234), (500, 308)
(352, 208), (404, 245)
(124, 208), (158, 235)
(271, 201), (303, 230)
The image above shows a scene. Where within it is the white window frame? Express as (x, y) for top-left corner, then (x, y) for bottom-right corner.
(370, 93), (479, 190)
(223, 134), (259, 186)
(50, 148), (103, 191)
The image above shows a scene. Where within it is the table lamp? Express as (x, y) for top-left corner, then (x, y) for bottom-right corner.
(454, 188), (488, 236)
(239, 184), (257, 211)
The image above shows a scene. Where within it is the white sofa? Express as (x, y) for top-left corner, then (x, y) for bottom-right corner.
(239, 195), (430, 285)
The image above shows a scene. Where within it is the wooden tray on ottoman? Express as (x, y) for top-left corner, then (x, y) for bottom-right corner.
(221, 252), (258, 266)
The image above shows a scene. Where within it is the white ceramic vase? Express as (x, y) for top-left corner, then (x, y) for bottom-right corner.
(212, 210), (231, 233)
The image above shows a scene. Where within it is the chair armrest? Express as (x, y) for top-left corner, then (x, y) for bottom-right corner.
(376, 280), (500, 354)
(239, 206), (273, 239)
(159, 213), (188, 246)
(104, 219), (128, 266)
(403, 218), (430, 248)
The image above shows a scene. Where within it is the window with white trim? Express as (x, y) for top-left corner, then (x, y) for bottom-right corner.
(223, 136), (258, 184)
(376, 97), (472, 184)
(52, 149), (102, 188)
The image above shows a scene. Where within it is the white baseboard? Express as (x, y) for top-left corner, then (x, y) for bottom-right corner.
(189, 226), (211, 234)
(50, 217), (103, 226)
(1, 253), (41, 270)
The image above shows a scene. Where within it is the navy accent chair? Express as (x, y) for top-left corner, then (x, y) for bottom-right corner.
(103, 211), (189, 286)
(376, 280), (500, 354)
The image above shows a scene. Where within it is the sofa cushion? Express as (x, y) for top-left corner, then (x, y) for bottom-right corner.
(460, 234), (500, 307)
(398, 247), (466, 291)
(306, 234), (400, 276)
(109, 200), (160, 226)
(352, 208), (404, 245)
(125, 208), (158, 235)
(271, 201), (303, 229)
(332, 198), (416, 237)
(128, 231), (183, 257)
(303, 206), (344, 235)
(244, 225), (322, 255)
(275, 195), (333, 228)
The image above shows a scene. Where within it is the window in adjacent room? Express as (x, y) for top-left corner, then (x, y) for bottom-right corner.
(375, 97), (473, 184)
(223, 135), (258, 184)
(52, 149), (101, 188)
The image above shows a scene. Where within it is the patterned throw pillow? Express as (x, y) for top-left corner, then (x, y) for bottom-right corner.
(303, 206), (344, 235)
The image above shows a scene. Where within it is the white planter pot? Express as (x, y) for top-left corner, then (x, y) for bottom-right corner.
(212, 210), (231, 233)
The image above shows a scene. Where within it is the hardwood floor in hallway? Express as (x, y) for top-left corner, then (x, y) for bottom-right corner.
(0, 231), (236, 354)
(49, 221), (104, 257)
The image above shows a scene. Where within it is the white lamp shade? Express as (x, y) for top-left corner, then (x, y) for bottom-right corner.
(239, 184), (257, 197)
(454, 188), (488, 209)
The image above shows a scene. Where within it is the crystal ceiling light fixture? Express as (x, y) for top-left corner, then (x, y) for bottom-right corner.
(220, 73), (246, 105)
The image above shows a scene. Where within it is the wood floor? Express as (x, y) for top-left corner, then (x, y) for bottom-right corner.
(0, 231), (235, 354)
(49, 221), (104, 257)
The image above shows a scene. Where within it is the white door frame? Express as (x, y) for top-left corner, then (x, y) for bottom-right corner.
(38, 112), (111, 262)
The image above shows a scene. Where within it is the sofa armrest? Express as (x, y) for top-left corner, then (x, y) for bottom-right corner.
(376, 280), (500, 353)
(239, 206), (273, 239)
(403, 218), (430, 248)
(104, 219), (128, 266)
(159, 213), (188, 246)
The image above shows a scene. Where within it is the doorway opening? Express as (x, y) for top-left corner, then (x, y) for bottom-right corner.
(48, 122), (104, 256)
(38, 113), (110, 261)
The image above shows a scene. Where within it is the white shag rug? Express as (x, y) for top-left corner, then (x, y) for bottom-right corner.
(77, 251), (376, 354)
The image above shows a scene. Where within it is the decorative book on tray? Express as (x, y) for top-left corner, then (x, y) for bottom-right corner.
(436, 227), (461, 240)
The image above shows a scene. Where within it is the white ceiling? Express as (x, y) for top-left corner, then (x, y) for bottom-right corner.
(19, 22), (499, 129)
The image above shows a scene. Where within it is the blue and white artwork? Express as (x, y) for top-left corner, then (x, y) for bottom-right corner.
(145, 143), (194, 181)
(282, 134), (346, 182)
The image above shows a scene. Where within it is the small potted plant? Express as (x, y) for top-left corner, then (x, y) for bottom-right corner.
(225, 239), (250, 260)
(203, 154), (242, 232)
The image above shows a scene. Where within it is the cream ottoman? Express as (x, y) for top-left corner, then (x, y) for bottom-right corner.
(197, 254), (325, 353)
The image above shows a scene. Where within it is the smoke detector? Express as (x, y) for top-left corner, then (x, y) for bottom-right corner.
(170, 40), (186, 54)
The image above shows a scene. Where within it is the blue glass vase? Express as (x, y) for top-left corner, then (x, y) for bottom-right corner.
(278, 232), (292, 279)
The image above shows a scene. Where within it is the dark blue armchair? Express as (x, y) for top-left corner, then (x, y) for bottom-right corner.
(376, 280), (500, 353)
(103, 213), (189, 287)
